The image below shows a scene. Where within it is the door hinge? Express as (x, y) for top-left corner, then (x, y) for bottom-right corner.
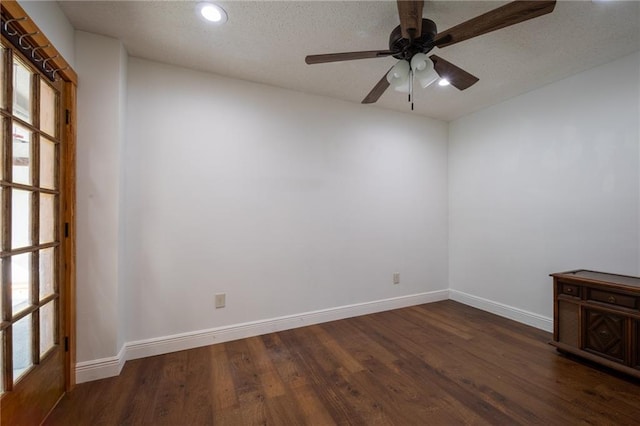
(65, 109), (70, 125)
(64, 222), (69, 238)
(64, 336), (69, 352)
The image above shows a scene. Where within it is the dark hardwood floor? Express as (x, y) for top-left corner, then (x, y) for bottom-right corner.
(45, 300), (640, 425)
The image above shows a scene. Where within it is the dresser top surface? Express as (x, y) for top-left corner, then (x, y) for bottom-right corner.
(552, 270), (640, 289)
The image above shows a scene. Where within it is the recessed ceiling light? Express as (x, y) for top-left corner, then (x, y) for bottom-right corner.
(197, 2), (227, 24)
(438, 79), (450, 87)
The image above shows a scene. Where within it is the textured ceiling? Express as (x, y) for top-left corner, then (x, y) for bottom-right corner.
(58, 0), (640, 121)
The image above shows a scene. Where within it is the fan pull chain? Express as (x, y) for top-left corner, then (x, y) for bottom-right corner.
(410, 69), (414, 111)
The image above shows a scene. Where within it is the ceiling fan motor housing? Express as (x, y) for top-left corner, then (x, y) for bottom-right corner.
(390, 19), (437, 60)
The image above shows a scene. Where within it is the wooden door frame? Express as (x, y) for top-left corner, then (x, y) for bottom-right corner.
(1, 0), (77, 391)
(61, 74), (76, 391)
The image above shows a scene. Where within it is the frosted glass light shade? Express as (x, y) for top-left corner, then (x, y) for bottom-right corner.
(415, 68), (439, 88)
(393, 79), (410, 93)
(386, 60), (411, 93)
(413, 57), (439, 89)
(410, 53), (429, 71)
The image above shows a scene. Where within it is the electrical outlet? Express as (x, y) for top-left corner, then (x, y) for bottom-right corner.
(393, 272), (400, 285)
(215, 293), (226, 308)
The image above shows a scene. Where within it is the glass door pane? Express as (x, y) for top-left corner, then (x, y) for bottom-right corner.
(40, 138), (56, 189)
(40, 194), (55, 244)
(12, 314), (33, 381)
(12, 189), (32, 249)
(11, 253), (31, 315)
(40, 81), (57, 137)
(39, 248), (55, 299)
(12, 124), (31, 185)
(12, 58), (32, 123)
(40, 301), (55, 357)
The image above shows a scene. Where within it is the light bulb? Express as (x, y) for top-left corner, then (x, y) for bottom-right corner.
(438, 79), (450, 87)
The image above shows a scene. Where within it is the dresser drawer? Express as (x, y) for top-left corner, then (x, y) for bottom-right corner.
(588, 289), (637, 309)
(559, 283), (581, 298)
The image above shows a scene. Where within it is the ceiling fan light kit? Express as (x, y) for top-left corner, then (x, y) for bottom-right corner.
(386, 55), (439, 94)
(305, 0), (557, 108)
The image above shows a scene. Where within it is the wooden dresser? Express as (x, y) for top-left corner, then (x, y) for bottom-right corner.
(551, 269), (640, 379)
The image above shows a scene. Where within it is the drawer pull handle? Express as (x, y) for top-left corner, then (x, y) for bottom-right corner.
(607, 296), (616, 303)
(566, 288), (573, 293)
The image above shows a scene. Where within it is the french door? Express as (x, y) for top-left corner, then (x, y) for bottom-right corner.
(0, 8), (76, 423)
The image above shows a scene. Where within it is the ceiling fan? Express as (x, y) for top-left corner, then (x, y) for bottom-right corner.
(305, 1), (556, 106)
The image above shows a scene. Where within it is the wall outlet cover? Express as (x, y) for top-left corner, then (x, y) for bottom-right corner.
(215, 293), (226, 308)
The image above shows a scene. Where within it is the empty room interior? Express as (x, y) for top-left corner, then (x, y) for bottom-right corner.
(1, 0), (639, 424)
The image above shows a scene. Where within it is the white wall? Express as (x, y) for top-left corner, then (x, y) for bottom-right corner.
(75, 32), (127, 363)
(17, 0), (75, 66)
(449, 52), (640, 322)
(123, 58), (449, 342)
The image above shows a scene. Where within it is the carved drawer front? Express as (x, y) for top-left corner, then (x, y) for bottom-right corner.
(584, 310), (626, 363)
(559, 283), (581, 298)
(588, 289), (637, 309)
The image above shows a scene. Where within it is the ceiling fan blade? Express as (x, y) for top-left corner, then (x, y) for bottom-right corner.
(397, 0), (424, 40)
(362, 68), (393, 104)
(306, 50), (396, 65)
(433, 0), (556, 48)
(430, 55), (479, 90)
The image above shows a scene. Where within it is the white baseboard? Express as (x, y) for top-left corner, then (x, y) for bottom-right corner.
(449, 289), (553, 332)
(76, 289), (449, 383)
(76, 289), (554, 384)
(75, 344), (126, 384)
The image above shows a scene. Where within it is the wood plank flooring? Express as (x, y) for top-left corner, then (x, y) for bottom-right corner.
(45, 301), (640, 425)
